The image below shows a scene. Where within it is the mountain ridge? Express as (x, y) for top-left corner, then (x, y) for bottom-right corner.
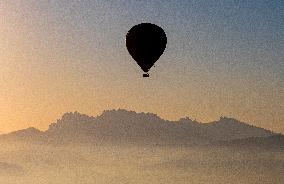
(0, 109), (279, 147)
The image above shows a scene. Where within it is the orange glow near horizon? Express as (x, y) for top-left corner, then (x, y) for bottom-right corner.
(0, 1), (283, 134)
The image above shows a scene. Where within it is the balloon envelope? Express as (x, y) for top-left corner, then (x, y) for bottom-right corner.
(126, 23), (167, 73)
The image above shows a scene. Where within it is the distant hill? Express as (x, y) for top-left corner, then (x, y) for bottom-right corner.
(0, 109), (277, 146)
(45, 110), (205, 145)
(0, 127), (45, 142)
(201, 117), (274, 141)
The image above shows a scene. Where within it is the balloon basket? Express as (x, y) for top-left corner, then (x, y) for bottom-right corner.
(143, 73), (149, 77)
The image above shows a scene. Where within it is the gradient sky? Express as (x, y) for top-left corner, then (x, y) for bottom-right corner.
(0, 0), (283, 133)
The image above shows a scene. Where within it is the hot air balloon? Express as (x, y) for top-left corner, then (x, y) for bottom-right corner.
(126, 23), (167, 77)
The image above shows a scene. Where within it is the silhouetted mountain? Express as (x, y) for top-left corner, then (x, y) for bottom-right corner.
(201, 117), (273, 141)
(0, 127), (45, 142)
(45, 110), (206, 145)
(0, 109), (277, 146)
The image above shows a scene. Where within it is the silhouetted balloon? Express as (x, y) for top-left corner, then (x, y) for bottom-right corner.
(126, 23), (167, 77)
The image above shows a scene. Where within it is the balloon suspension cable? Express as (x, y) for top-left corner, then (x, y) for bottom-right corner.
(143, 73), (149, 78)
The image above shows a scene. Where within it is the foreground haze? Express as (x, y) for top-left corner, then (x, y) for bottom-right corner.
(0, 110), (283, 183)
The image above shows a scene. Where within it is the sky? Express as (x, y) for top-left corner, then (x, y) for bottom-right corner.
(0, 0), (283, 133)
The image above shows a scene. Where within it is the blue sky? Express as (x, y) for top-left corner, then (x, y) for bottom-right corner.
(0, 0), (283, 132)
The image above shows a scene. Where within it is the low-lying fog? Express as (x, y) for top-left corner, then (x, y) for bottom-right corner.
(0, 142), (283, 184)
